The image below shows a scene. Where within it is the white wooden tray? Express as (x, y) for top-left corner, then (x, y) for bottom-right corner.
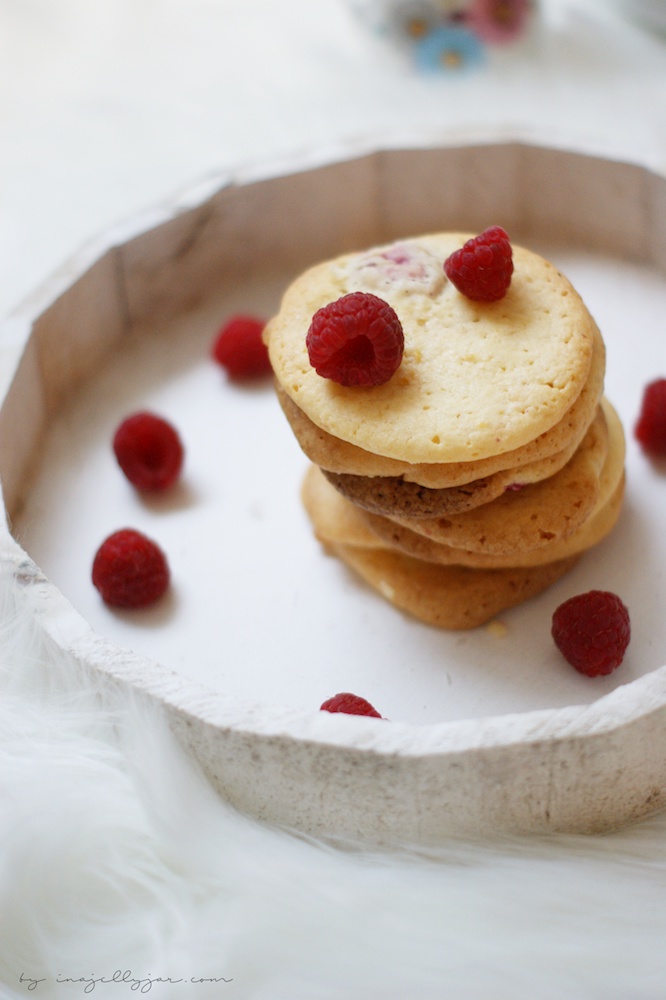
(3, 138), (666, 845)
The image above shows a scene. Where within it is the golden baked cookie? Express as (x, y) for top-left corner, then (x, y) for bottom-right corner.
(301, 401), (624, 570)
(267, 233), (599, 465)
(273, 324), (604, 488)
(384, 403), (609, 555)
(359, 478), (625, 570)
(319, 407), (599, 519)
(301, 400), (626, 568)
(301, 461), (623, 569)
(328, 543), (581, 630)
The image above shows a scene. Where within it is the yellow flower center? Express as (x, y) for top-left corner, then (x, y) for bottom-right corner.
(406, 17), (430, 38)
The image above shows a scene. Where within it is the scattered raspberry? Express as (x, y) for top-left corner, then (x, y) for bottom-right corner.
(443, 226), (513, 302)
(92, 528), (170, 608)
(551, 590), (630, 677)
(320, 692), (383, 717)
(113, 411), (184, 492)
(211, 314), (271, 380)
(306, 291), (404, 387)
(635, 378), (666, 457)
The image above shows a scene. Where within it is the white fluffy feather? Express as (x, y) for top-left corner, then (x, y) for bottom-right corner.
(1, 573), (666, 1000)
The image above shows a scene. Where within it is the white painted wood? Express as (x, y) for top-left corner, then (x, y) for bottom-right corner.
(3, 136), (666, 845)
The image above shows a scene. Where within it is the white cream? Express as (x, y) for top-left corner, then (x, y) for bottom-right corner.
(342, 241), (446, 296)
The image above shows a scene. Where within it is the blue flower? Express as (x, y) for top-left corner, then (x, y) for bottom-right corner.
(414, 24), (486, 73)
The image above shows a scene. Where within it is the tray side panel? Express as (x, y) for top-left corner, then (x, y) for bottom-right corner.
(375, 142), (523, 241)
(120, 156), (382, 331)
(519, 147), (650, 259)
(32, 247), (128, 414)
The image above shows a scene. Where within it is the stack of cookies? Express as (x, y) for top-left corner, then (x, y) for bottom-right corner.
(265, 232), (625, 629)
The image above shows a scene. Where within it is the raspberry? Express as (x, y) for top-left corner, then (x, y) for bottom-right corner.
(443, 226), (513, 302)
(92, 528), (170, 608)
(306, 291), (404, 387)
(551, 590), (630, 677)
(113, 411), (184, 492)
(320, 692), (383, 717)
(211, 314), (271, 380)
(635, 378), (666, 457)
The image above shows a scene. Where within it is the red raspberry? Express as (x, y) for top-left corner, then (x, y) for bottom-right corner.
(113, 411), (184, 492)
(211, 314), (271, 380)
(306, 291), (404, 387)
(320, 692), (383, 717)
(92, 528), (170, 608)
(444, 226), (513, 302)
(635, 378), (666, 457)
(551, 590), (630, 677)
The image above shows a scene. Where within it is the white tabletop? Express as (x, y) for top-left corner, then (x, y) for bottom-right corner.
(3, 0), (666, 322)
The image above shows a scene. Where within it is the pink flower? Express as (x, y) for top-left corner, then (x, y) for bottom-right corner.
(466, 0), (533, 45)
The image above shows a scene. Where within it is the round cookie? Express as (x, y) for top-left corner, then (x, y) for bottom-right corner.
(301, 402), (625, 568)
(320, 410), (596, 519)
(386, 404), (609, 556)
(329, 543), (581, 630)
(359, 477), (625, 570)
(273, 323), (605, 488)
(267, 232), (598, 465)
(321, 467), (502, 519)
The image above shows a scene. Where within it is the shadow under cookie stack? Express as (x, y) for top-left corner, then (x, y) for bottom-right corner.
(266, 229), (626, 629)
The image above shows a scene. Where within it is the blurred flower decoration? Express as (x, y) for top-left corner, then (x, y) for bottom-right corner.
(386, 0), (443, 41)
(467, 0), (532, 44)
(414, 24), (485, 73)
(351, 0), (537, 73)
